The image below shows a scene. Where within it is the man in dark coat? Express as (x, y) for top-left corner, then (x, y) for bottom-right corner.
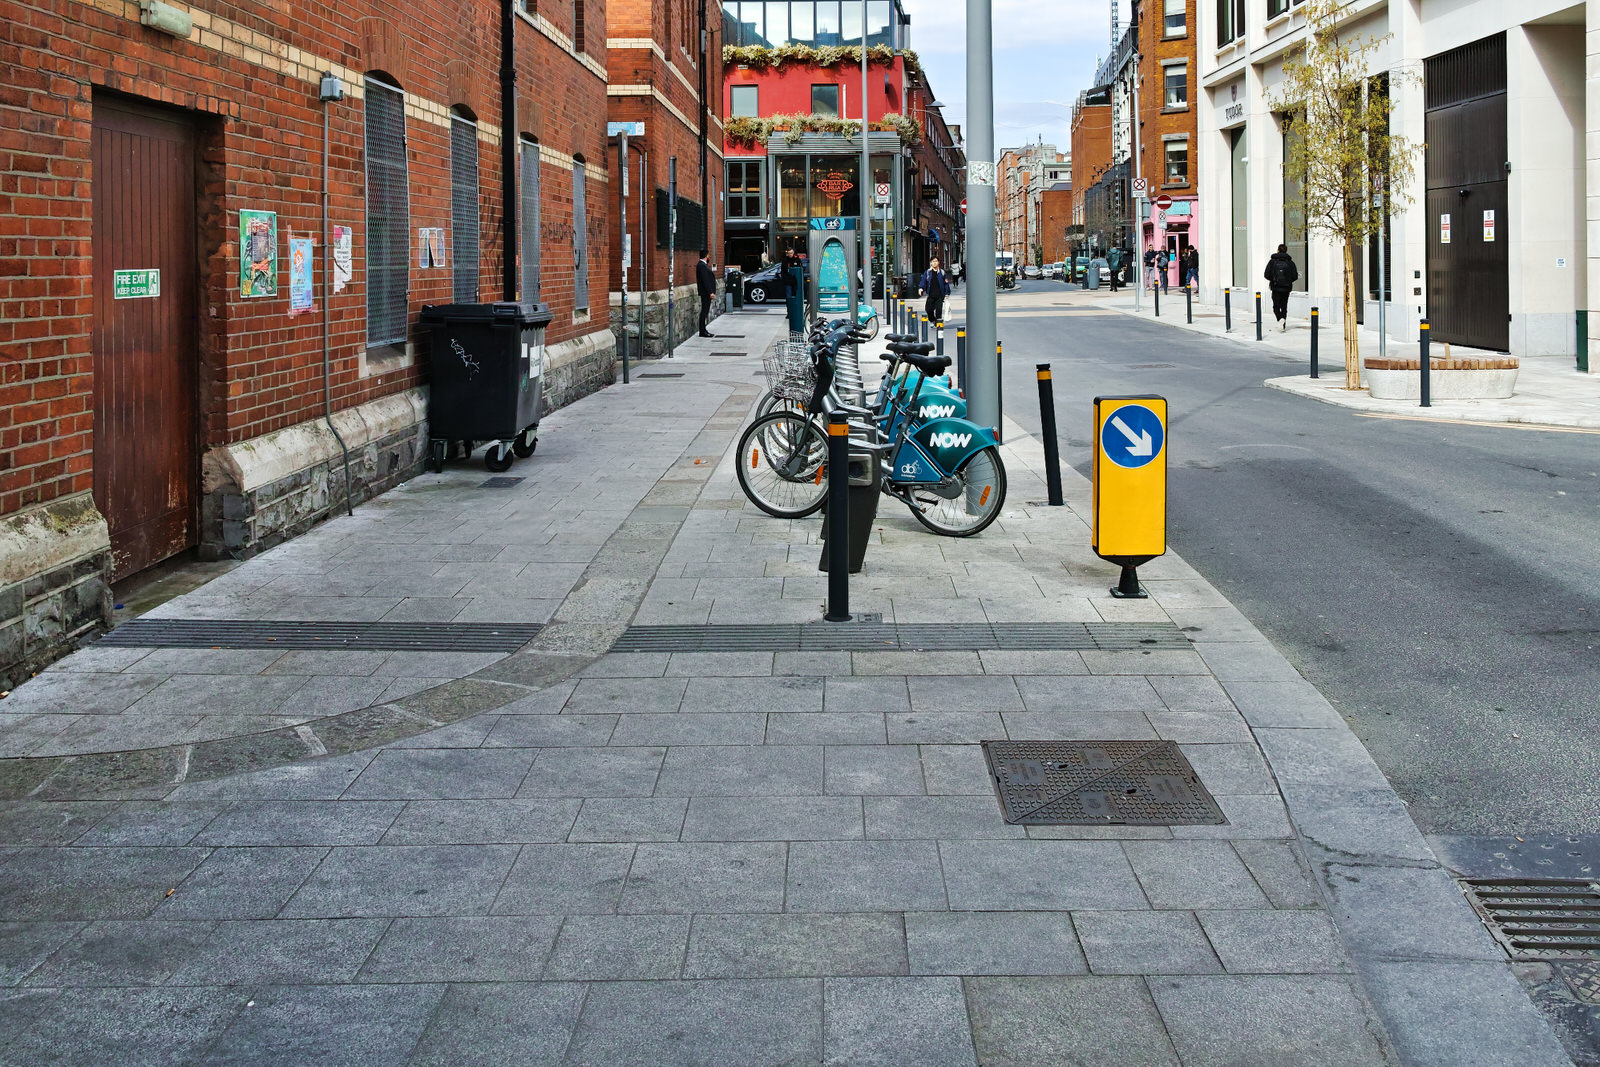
(696, 250), (716, 337)
(1263, 244), (1299, 330)
(919, 256), (950, 324)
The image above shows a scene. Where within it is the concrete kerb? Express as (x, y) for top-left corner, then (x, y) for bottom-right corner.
(998, 417), (1572, 1066)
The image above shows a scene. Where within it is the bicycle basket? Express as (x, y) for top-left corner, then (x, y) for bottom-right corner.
(763, 343), (815, 402)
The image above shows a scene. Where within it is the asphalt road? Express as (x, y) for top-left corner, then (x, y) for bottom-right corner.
(984, 280), (1600, 837)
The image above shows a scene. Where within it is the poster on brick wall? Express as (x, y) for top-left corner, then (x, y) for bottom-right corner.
(332, 226), (352, 293)
(289, 237), (314, 314)
(240, 209), (278, 297)
(418, 227), (446, 268)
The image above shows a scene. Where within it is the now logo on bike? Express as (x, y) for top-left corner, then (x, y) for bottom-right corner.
(918, 404), (957, 419)
(926, 431), (972, 449)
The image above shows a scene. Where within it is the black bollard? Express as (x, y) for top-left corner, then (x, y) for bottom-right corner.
(1036, 365), (1064, 506)
(935, 319), (944, 359)
(1310, 307), (1320, 379)
(1110, 565), (1147, 599)
(920, 313), (928, 344)
(995, 340), (1005, 445)
(824, 413), (851, 621)
(956, 327), (967, 392)
(1185, 284), (1192, 324)
(1224, 289), (1232, 332)
(1420, 318), (1431, 408)
(1154, 281), (1160, 318)
(1255, 292), (1263, 341)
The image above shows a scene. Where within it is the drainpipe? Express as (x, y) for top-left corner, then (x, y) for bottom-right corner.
(698, 0), (709, 244)
(320, 74), (354, 517)
(501, 0), (519, 301)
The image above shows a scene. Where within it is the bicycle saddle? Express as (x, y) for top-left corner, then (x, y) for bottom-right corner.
(900, 351), (952, 377)
(884, 333), (918, 343)
(886, 341), (935, 356)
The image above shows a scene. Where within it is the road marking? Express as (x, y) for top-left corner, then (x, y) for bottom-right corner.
(1354, 412), (1600, 435)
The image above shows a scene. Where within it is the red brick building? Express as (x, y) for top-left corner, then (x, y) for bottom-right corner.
(606, 0), (726, 356)
(1041, 186), (1073, 265)
(0, 0), (611, 685)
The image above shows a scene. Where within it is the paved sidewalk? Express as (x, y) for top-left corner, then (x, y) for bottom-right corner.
(1079, 284), (1600, 430)
(0, 308), (1574, 1065)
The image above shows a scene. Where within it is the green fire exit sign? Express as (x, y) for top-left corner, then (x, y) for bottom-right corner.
(113, 269), (160, 299)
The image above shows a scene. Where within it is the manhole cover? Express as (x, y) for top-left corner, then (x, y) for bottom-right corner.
(1561, 962), (1600, 1003)
(1461, 879), (1600, 960)
(981, 740), (1226, 826)
(480, 476), (523, 488)
(640, 372), (685, 378)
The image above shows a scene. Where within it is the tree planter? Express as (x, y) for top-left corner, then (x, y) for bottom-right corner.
(1363, 356), (1518, 400)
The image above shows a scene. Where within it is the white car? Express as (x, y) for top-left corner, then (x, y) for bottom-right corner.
(1022, 265), (1042, 279)
(1045, 262), (1062, 278)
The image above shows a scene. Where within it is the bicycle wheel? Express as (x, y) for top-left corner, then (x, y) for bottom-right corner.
(754, 390), (809, 421)
(907, 445), (1007, 536)
(736, 412), (830, 518)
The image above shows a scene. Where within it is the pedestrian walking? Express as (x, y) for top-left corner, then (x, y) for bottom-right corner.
(1155, 247), (1170, 293)
(1106, 247), (1122, 292)
(783, 251), (806, 335)
(920, 256), (950, 324)
(1142, 245), (1158, 291)
(696, 250), (717, 337)
(1264, 244), (1299, 331)
(1183, 246), (1199, 289)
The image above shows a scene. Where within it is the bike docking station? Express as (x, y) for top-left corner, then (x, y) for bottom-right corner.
(1092, 395), (1168, 598)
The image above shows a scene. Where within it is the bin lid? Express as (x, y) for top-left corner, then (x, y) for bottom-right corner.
(420, 302), (553, 327)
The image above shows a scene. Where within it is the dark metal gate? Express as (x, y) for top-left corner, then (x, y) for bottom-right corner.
(91, 96), (199, 579)
(1425, 34), (1509, 351)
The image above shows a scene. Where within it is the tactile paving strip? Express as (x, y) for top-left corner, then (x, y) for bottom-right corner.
(97, 620), (541, 653)
(981, 740), (1227, 826)
(610, 621), (1189, 653)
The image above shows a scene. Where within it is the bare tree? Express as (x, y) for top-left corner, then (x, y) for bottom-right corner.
(1270, 0), (1421, 388)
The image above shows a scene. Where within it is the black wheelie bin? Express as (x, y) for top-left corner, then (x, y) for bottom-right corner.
(420, 301), (552, 473)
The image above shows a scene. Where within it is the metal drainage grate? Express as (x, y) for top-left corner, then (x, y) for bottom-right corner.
(610, 621), (1189, 653)
(98, 619), (542, 653)
(709, 351), (745, 358)
(639, 372), (685, 378)
(480, 476), (524, 488)
(982, 740), (1226, 826)
(1461, 878), (1600, 960)
(1561, 961), (1600, 1003)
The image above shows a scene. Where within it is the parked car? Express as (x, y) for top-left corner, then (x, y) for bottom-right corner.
(741, 262), (785, 303)
(1044, 262), (1062, 278)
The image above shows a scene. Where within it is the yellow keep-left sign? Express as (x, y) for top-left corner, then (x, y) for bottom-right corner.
(1092, 395), (1167, 565)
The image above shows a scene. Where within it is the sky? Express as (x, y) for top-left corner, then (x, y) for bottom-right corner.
(902, 0), (1126, 160)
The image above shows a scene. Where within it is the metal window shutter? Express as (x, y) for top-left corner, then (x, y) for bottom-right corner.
(364, 79), (409, 346)
(520, 139), (540, 301)
(573, 161), (588, 311)
(451, 116), (479, 303)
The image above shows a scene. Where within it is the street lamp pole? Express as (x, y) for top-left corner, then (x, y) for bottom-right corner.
(860, 2), (871, 311)
(965, 0), (998, 432)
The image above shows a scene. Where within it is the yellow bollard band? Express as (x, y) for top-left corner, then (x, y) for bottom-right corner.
(827, 423), (849, 437)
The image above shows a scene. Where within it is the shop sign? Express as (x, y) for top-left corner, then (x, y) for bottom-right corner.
(113, 268), (160, 299)
(815, 171), (854, 200)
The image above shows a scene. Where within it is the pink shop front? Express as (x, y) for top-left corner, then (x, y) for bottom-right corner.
(1142, 197), (1199, 285)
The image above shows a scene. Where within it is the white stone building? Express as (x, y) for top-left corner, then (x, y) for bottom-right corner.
(1195, 0), (1592, 366)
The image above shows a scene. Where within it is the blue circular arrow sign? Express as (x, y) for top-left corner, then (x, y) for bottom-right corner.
(1100, 403), (1165, 469)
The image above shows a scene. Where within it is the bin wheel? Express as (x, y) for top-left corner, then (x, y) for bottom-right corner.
(484, 442), (515, 473)
(513, 428), (538, 458)
(428, 439), (446, 473)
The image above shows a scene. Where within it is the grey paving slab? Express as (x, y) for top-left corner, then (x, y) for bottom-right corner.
(43, 645), (154, 673)
(193, 800), (402, 846)
(775, 650), (854, 676)
(568, 798), (688, 842)
(0, 801), (111, 845)
(405, 982), (585, 1067)
(766, 711), (887, 745)
(120, 674), (312, 719)
(21, 918), (215, 986)
(1147, 708), (1254, 743)
(0, 671), (167, 716)
(786, 841), (947, 912)
(1179, 742), (1276, 796)
(154, 846), (328, 920)
(0, 846), (211, 920)
(864, 795), (1022, 840)
(340, 748), (537, 800)
(906, 675), (1024, 713)
(492, 843), (636, 915)
(620, 842), (788, 914)
(380, 798), (582, 844)
(1013, 675), (1165, 712)
(1072, 909), (1222, 975)
(579, 653), (672, 677)
(563, 677), (687, 715)
(918, 744), (995, 795)
(518, 746), (666, 798)
(380, 715), (499, 749)
(134, 648), (289, 675)
(1001, 709), (1158, 740)
(1149, 675), (1237, 713)
(1360, 960), (1575, 1067)
(2, 986), (245, 1066)
(964, 975), (1180, 1067)
(261, 650), (395, 676)
(165, 752), (377, 801)
(824, 744), (927, 795)
(1122, 841), (1272, 909)
(1082, 650), (1209, 675)
(824, 976), (977, 1067)
(683, 675), (826, 714)
(483, 714), (617, 748)
(905, 911), (1085, 976)
(1278, 784), (1436, 861)
(168, 917), (388, 985)
(682, 795), (863, 841)
(656, 744), (822, 796)
(1172, 793), (1295, 841)
(0, 920), (85, 984)
(197, 981), (445, 1066)
(1222, 679), (1347, 728)
(684, 912), (908, 978)
(1148, 974), (1389, 1067)
(976, 650), (1090, 675)
(370, 651), (508, 678)
(1198, 910), (1350, 973)
(940, 841), (1149, 911)
(665, 651), (777, 677)
(1254, 727), (1395, 793)
(544, 913), (691, 979)
(824, 676), (911, 714)
(275, 675), (391, 716)
(1194, 642), (1305, 683)
(357, 915), (561, 981)
(608, 712), (767, 747)
(888, 711), (1008, 744)
(280, 844), (520, 918)
(562, 978), (822, 1067)
(1318, 860), (1504, 962)
(852, 651), (985, 675)
(1230, 839), (1322, 909)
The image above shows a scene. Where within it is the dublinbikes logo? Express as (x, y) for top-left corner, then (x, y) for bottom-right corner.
(918, 403), (957, 419)
(927, 430), (972, 449)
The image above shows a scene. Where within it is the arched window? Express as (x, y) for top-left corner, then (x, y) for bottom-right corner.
(364, 74), (409, 348)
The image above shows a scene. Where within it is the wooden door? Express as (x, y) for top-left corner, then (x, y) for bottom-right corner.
(91, 97), (199, 579)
